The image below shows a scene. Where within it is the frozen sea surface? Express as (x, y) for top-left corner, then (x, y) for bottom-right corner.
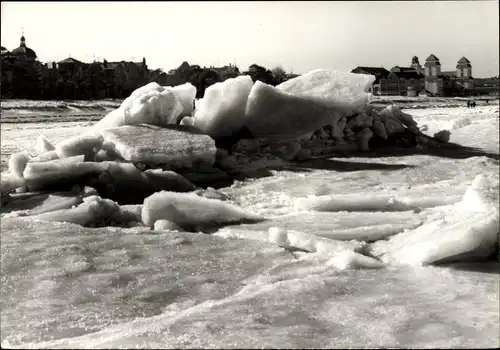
(0, 101), (499, 348)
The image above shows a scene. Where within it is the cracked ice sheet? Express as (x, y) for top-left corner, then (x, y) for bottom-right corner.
(0, 217), (293, 347)
(16, 256), (499, 349)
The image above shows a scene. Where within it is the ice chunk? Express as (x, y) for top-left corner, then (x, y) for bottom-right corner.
(369, 210), (499, 265)
(331, 117), (347, 140)
(194, 187), (232, 201)
(8, 152), (30, 178)
(23, 155), (101, 185)
(346, 112), (373, 130)
(35, 135), (55, 153)
(153, 219), (182, 231)
(31, 150), (59, 162)
(164, 83), (197, 117)
(434, 130), (451, 143)
(377, 107), (406, 136)
(179, 116), (195, 126)
(0, 172), (26, 194)
(386, 105), (417, 127)
(449, 116), (471, 130)
(29, 195), (128, 227)
(1, 190), (87, 216)
(90, 163), (196, 204)
(279, 228), (364, 255)
(297, 194), (417, 212)
(142, 191), (264, 231)
(327, 251), (384, 270)
(144, 169), (196, 192)
(94, 83), (183, 129)
(371, 115), (388, 140)
(277, 69), (375, 113)
(55, 131), (103, 159)
(266, 140), (302, 160)
(356, 128), (373, 152)
(460, 173), (499, 213)
(120, 204), (143, 222)
(368, 174), (500, 265)
(217, 226), (363, 255)
(100, 124), (216, 169)
(244, 81), (343, 141)
(268, 227), (290, 247)
(193, 75), (254, 137)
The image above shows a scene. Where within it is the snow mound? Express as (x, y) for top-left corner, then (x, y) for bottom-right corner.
(194, 75), (254, 137)
(142, 191), (264, 232)
(277, 69), (375, 113)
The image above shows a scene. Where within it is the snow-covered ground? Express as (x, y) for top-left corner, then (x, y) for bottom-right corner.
(1, 101), (499, 348)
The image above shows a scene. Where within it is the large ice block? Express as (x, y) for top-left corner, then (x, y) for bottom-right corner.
(100, 124), (216, 169)
(193, 75), (254, 137)
(277, 69), (375, 114)
(164, 83), (197, 117)
(94, 83), (183, 129)
(244, 81), (343, 141)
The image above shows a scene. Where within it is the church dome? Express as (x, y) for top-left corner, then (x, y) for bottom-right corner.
(10, 34), (37, 59)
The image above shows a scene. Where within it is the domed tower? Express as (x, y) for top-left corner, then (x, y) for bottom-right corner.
(10, 31), (37, 60)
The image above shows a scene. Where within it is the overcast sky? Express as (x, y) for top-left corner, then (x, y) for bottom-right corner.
(1, 1), (499, 77)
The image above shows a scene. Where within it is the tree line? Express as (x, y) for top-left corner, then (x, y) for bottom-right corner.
(0, 56), (298, 101)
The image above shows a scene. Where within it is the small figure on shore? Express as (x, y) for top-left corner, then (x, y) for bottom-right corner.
(471, 100), (476, 108)
(467, 100), (471, 108)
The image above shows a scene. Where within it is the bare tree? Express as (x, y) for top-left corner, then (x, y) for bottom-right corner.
(271, 65), (287, 85)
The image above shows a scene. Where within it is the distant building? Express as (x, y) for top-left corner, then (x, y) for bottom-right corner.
(384, 65), (425, 96)
(1, 33), (43, 98)
(352, 55), (476, 97)
(424, 54), (474, 96)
